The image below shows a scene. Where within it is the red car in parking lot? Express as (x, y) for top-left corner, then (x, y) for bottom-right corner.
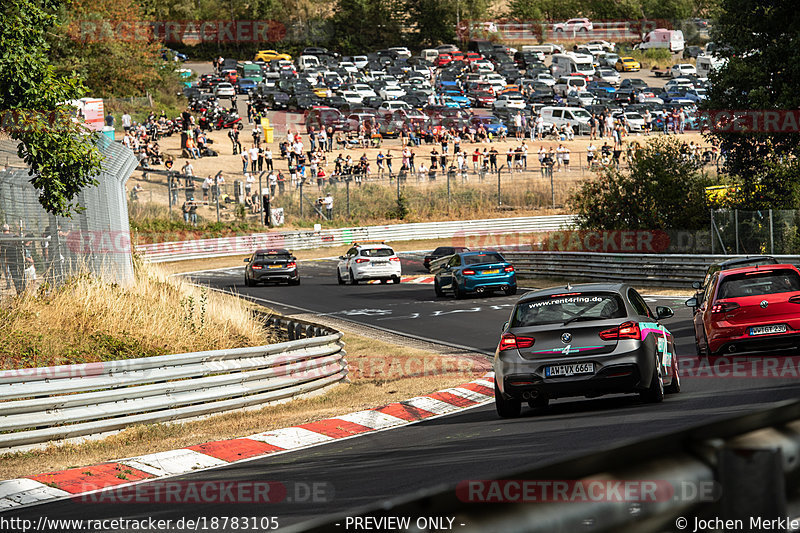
(687, 264), (800, 356)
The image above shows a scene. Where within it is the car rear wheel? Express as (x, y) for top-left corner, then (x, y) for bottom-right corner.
(665, 357), (681, 394)
(349, 269), (359, 285)
(504, 285), (517, 296)
(454, 282), (466, 299)
(434, 278), (444, 297)
(244, 276), (254, 287)
(337, 269), (345, 285)
(391, 275), (400, 284)
(640, 355), (665, 403)
(289, 278), (300, 286)
(528, 396), (549, 410)
(495, 381), (521, 418)
(380, 279), (388, 284)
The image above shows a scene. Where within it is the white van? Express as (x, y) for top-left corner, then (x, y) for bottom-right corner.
(540, 106), (592, 135)
(553, 76), (587, 96)
(420, 49), (439, 63)
(550, 53), (595, 79)
(639, 29), (685, 53)
(297, 55), (320, 71)
(696, 55), (727, 78)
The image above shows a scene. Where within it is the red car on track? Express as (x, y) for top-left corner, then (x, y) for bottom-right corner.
(687, 264), (800, 356)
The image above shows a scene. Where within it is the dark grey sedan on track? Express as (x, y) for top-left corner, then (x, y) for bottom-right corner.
(244, 249), (300, 286)
(493, 283), (680, 418)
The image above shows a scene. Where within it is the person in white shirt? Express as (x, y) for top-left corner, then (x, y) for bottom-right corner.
(323, 194), (333, 220)
(264, 147), (273, 170)
(245, 172), (255, 197)
(202, 175), (213, 203)
(248, 145), (259, 173)
(565, 122), (574, 141)
(241, 150), (249, 173)
(556, 145), (565, 171)
(121, 113), (132, 132)
(535, 114), (544, 140)
(563, 146), (570, 170)
(586, 142), (597, 169)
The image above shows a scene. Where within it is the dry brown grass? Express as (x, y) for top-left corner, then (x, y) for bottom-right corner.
(0, 331), (489, 480)
(0, 262), (272, 369)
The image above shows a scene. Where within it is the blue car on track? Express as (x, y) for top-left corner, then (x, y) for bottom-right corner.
(433, 250), (517, 299)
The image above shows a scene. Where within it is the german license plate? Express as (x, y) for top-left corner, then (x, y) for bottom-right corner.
(268, 264), (283, 269)
(373, 261), (388, 266)
(750, 324), (787, 336)
(483, 269), (500, 274)
(545, 363), (594, 377)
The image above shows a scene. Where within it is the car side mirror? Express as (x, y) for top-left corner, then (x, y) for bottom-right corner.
(685, 298), (698, 308)
(243, 258), (249, 262)
(691, 281), (702, 290)
(502, 321), (508, 332)
(339, 256), (346, 260)
(656, 306), (673, 319)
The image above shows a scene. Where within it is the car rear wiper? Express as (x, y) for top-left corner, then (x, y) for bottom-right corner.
(562, 315), (596, 326)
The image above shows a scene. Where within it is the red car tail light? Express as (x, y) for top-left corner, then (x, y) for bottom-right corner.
(390, 257), (401, 262)
(462, 269), (476, 275)
(711, 302), (740, 313)
(599, 321), (641, 340)
(355, 258), (369, 263)
(251, 265), (263, 270)
(504, 266), (514, 272)
(286, 262), (296, 269)
(498, 333), (535, 351)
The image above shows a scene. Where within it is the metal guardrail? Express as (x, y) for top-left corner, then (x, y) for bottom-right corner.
(0, 316), (346, 451)
(138, 215), (577, 263)
(504, 251), (800, 288)
(293, 399), (800, 533)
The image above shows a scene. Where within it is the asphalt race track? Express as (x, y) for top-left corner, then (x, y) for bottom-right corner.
(7, 253), (800, 531)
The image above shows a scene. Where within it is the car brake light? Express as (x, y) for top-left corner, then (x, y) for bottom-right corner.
(463, 269), (476, 275)
(390, 257), (400, 262)
(498, 333), (535, 351)
(504, 266), (514, 272)
(711, 302), (740, 313)
(251, 265), (263, 270)
(599, 321), (641, 340)
(355, 258), (369, 263)
(286, 262), (296, 269)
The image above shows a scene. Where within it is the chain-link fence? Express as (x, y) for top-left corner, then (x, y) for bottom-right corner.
(711, 209), (800, 256)
(0, 136), (138, 296)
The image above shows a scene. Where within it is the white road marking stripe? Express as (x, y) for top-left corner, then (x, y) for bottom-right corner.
(441, 387), (493, 402)
(403, 396), (460, 415)
(120, 449), (227, 477)
(335, 410), (407, 430)
(473, 378), (496, 389)
(247, 426), (333, 449)
(0, 479), (70, 509)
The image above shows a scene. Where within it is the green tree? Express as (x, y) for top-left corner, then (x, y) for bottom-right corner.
(569, 137), (712, 230)
(702, 0), (800, 209)
(0, 0), (104, 217)
(407, 0), (490, 47)
(332, 0), (403, 54)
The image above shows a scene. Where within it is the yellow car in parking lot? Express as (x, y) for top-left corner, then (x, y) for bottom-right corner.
(254, 49), (292, 62)
(615, 57), (641, 72)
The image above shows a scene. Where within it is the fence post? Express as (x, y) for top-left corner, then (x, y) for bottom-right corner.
(300, 180), (304, 218)
(711, 209), (715, 255)
(769, 209), (774, 254)
(497, 167), (501, 206)
(734, 209), (739, 255)
(346, 178), (350, 218)
(550, 166), (555, 208)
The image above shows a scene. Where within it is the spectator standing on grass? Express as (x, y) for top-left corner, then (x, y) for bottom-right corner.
(506, 147), (513, 172)
(269, 172), (277, 196)
(228, 128), (241, 155)
(249, 145), (259, 173)
(264, 146), (273, 171)
(514, 112), (523, 139)
(245, 172), (255, 198)
(318, 128), (327, 153)
(323, 194), (333, 220)
(489, 147), (498, 172)
(122, 112), (131, 132)
(563, 146), (570, 171)
(385, 150), (393, 177)
(241, 150), (249, 173)
(202, 175), (212, 203)
(472, 148), (480, 171)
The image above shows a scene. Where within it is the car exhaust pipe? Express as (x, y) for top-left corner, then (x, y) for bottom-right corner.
(529, 390), (539, 399)
(476, 286), (485, 293)
(522, 392), (531, 400)
(728, 344), (737, 353)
